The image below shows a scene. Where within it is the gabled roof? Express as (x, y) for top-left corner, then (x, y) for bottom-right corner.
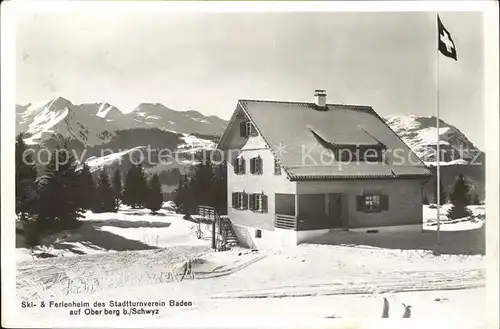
(218, 99), (432, 180)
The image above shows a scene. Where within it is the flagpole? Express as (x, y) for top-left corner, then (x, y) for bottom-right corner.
(435, 13), (441, 247)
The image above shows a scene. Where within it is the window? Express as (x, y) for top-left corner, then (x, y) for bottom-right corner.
(275, 193), (295, 216)
(254, 194), (263, 211)
(240, 121), (258, 137)
(231, 192), (239, 208)
(274, 158), (281, 175)
(233, 192), (267, 212)
(356, 194), (389, 213)
(335, 146), (384, 163)
(249, 193), (268, 213)
(246, 122), (254, 137)
(255, 229), (262, 238)
(233, 157), (246, 175)
(250, 156), (263, 175)
(365, 195), (380, 211)
(297, 194), (326, 219)
(232, 192), (248, 210)
(363, 148), (382, 162)
(336, 148), (356, 162)
(240, 193), (247, 209)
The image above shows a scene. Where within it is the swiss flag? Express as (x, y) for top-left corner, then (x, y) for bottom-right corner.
(438, 15), (457, 61)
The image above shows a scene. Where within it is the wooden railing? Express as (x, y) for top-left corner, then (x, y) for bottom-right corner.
(274, 214), (297, 230)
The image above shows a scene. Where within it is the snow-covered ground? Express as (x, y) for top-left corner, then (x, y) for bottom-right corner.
(17, 204), (484, 262)
(423, 204), (485, 231)
(424, 159), (469, 166)
(76, 132), (214, 173)
(16, 205), (213, 262)
(84, 146), (146, 172)
(14, 204), (486, 324)
(177, 133), (216, 154)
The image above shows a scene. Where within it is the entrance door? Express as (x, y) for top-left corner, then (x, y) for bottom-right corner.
(327, 194), (342, 228)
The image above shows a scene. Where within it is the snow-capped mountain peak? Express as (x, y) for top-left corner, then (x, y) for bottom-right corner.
(23, 96), (71, 119)
(132, 103), (227, 135)
(16, 98), (228, 147)
(384, 114), (482, 165)
(18, 97), (119, 146)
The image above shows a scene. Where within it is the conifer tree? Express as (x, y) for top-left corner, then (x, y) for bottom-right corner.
(37, 141), (83, 230)
(173, 174), (192, 215)
(96, 170), (116, 212)
(173, 158), (229, 217)
(136, 164), (149, 207)
(15, 133), (39, 223)
(122, 164), (148, 208)
(213, 161), (227, 214)
(146, 174), (163, 213)
(447, 173), (473, 219)
(111, 168), (122, 211)
(173, 174), (185, 213)
(190, 159), (216, 209)
(122, 166), (137, 208)
(78, 163), (97, 211)
(470, 193), (481, 205)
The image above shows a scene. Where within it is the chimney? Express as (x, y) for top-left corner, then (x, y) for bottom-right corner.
(314, 89), (327, 108)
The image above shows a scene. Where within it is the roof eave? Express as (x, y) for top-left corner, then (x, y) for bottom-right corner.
(289, 173), (433, 181)
(215, 101), (244, 151)
(238, 101), (295, 181)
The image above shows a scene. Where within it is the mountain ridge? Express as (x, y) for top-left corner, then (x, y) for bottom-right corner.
(384, 113), (483, 165)
(16, 97), (227, 146)
(15, 98), (485, 200)
(16, 98), (484, 165)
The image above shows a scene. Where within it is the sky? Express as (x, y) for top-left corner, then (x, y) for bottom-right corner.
(15, 9), (484, 148)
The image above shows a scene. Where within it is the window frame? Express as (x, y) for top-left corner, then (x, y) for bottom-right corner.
(334, 146), (384, 163)
(254, 194), (263, 211)
(364, 194), (381, 212)
(249, 193), (268, 213)
(240, 120), (258, 137)
(232, 192), (248, 210)
(232, 192), (240, 209)
(244, 121), (258, 137)
(274, 158), (281, 175)
(234, 157), (245, 175)
(362, 147), (383, 163)
(256, 156), (262, 174)
(245, 121), (253, 137)
(239, 193), (245, 209)
(234, 191), (267, 212)
(250, 156), (263, 175)
(357, 194), (388, 213)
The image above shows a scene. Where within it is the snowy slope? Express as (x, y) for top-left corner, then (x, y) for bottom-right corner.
(384, 114), (482, 165)
(14, 204), (485, 325)
(132, 103), (227, 136)
(177, 134), (217, 154)
(83, 146), (147, 172)
(80, 132), (214, 174)
(16, 210), (485, 325)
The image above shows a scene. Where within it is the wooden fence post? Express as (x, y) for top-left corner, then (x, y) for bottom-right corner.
(212, 219), (216, 250)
